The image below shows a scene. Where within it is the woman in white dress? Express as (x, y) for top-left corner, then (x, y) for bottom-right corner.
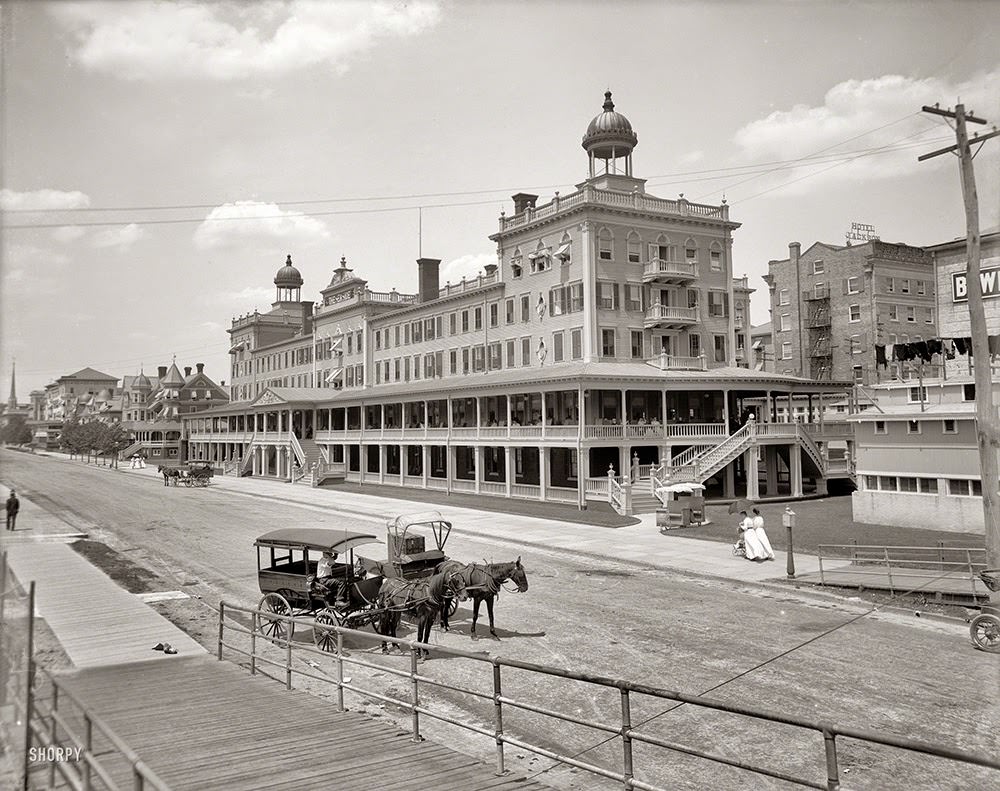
(739, 511), (767, 561)
(751, 508), (775, 560)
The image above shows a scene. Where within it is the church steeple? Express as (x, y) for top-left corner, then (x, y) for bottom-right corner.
(7, 361), (16, 410)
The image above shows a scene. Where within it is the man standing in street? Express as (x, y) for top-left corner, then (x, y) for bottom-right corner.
(6, 490), (20, 531)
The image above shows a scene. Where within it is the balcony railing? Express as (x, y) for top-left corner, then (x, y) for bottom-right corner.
(803, 287), (831, 301)
(642, 259), (698, 282)
(644, 305), (699, 327)
(646, 352), (707, 371)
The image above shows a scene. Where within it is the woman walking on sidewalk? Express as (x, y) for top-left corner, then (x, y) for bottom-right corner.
(751, 507), (775, 560)
(738, 510), (767, 561)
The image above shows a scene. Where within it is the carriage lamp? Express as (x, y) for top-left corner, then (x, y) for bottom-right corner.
(782, 507), (797, 578)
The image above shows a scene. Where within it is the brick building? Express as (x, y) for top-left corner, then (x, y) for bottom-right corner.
(763, 240), (936, 384)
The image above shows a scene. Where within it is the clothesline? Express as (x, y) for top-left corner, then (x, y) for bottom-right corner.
(874, 335), (994, 369)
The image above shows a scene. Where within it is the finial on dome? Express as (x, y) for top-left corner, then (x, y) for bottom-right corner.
(603, 90), (614, 112)
(286, 254), (292, 265)
(340, 255), (347, 266)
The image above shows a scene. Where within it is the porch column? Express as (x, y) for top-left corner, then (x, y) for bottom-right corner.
(505, 446), (513, 498)
(275, 446), (282, 479)
(474, 445), (482, 494)
(577, 447), (586, 510)
(401, 445), (407, 486)
(724, 462), (736, 498)
(790, 444), (803, 497)
(540, 392), (546, 440)
(787, 393), (793, 423)
(446, 445), (455, 494)
(807, 394), (814, 423)
(765, 446), (779, 496)
(818, 393), (825, 431)
(358, 445), (365, 485)
(378, 444), (386, 485)
(764, 391), (772, 423)
(661, 390), (668, 426)
(505, 395), (512, 437)
(286, 446), (293, 482)
(745, 448), (759, 499)
(620, 388), (627, 424)
(422, 445), (430, 489)
(540, 446), (549, 502)
(722, 389), (730, 430)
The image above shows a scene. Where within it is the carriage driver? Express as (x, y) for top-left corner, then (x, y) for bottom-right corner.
(316, 550), (349, 608)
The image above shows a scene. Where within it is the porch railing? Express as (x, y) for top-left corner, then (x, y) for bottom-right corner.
(217, 601), (1000, 791)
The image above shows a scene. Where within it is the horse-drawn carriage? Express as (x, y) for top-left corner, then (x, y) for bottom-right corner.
(255, 528), (383, 652)
(158, 463), (214, 487)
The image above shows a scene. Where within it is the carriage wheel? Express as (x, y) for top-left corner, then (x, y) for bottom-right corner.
(969, 613), (1000, 653)
(447, 596), (460, 617)
(259, 593), (295, 642)
(312, 609), (341, 653)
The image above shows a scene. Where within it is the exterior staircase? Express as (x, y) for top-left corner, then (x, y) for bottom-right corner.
(293, 436), (323, 485)
(629, 481), (660, 514)
(667, 424), (755, 485)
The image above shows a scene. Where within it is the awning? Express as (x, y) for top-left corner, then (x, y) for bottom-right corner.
(325, 367), (344, 383)
(554, 242), (571, 259)
(229, 341), (247, 354)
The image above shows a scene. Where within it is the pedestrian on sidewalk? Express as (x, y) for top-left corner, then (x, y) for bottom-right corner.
(738, 510), (766, 561)
(6, 490), (20, 530)
(751, 507), (775, 560)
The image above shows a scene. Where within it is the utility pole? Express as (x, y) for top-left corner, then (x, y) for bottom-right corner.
(919, 103), (1000, 616)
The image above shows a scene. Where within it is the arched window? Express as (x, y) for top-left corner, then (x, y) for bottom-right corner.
(649, 235), (677, 264)
(598, 227), (613, 261)
(626, 231), (641, 263)
(684, 238), (698, 263)
(710, 241), (724, 272)
(511, 247), (523, 279)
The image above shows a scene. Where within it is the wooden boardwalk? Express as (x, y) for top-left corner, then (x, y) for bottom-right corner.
(4, 542), (205, 666)
(43, 656), (551, 790)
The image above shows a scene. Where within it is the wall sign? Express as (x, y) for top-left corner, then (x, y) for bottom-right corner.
(953, 266), (1000, 302)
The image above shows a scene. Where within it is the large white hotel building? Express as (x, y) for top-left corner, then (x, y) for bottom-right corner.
(183, 93), (852, 511)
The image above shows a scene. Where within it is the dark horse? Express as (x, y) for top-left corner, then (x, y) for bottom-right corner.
(436, 558), (528, 638)
(377, 571), (466, 658)
(157, 465), (180, 487)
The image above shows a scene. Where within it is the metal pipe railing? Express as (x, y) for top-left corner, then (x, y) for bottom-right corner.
(218, 600), (1000, 791)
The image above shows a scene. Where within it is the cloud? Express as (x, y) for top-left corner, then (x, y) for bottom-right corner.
(52, 225), (87, 243)
(193, 201), (332, 251)
(50, 0), (442, 81)
(440, 253), (497, 284)
(730, 69), (1000, 194)
(91, 223), (145, 251)
(208, 286), (274, 309)
(0, 188), (90, 211)
(2, 245), (71, 296)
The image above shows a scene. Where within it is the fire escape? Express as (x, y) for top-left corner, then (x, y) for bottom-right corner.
(804, 286), (832, 380)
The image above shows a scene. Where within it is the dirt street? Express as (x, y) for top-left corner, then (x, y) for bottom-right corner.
(2, 450), (997, 791)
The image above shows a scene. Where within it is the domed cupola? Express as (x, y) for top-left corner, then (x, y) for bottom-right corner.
(274, 254), (303, 303)
(582, 91), (638, 178)
(134, 370), (152, 391)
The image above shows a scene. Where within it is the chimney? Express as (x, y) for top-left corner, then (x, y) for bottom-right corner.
(417, 258), (441, 303)
(789, 242), (801, 267)
(184, 366), (192, 377)
(220, 380), (225, 387)
(196, 363), (204, 374)
(158, 366), (167, 379)
(512, 193), (538, 214)
(301, 302), (314, 336)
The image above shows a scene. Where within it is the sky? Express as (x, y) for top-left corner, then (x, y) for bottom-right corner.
(2, 0), (999, 400)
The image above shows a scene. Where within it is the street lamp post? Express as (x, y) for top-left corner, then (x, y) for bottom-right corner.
(783, 506), (797, 578)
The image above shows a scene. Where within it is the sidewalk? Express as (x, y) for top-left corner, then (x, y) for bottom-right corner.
(112, 461), (841, 584)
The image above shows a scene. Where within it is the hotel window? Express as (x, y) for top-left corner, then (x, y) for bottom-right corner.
(908, 386), (927, 403)
(424, 354), (434, 378)
(907, 420), (921, 434)
(851, 334), (862, 354)
(450, 313), (457, 335)
(489, 302), (499, 328)
(549, 286), (567, 316)
(779, 313), (791, 332)
(347, 335), (353, 354)
(435, 351), (443, 377)
(812, 260), (825, 274)
(688, 288), (700, 309)
(963, 384), (976, 401)
(506, 339), (516, 367)
(394, 326), (400, 345)
(394, 359), (401, 380)
(778, 289), (790, 306)
(462, 348), (470, 374)
(714, 334), (726, 363)
(627, 237), (641, 263)
(461, 310), (469, 332)
(488, 342), (502, 370)
(943, 419), (957, 434)
(710, 249), (722, 272)
(879, 476), (898, 491)
(569, 282), (584, 313)
(925, 307), (934, 324)
(846, 276), (861, 294)
(375, 365), (382, 384)
(505, 298), (515, 324)
(948, 479), (975, 497)
(511, 257), (523, 279)
(685, 241), (697, 263)
(814, 282), (827, 299)
(473, 346), (486, 373)
(864, 475), (878, 490)
(346, 367), (355, 387)
(522, 337), (532, 366)
(413, 321), (423, 343)
(530, 250), (551, 274)
(598, 229), (613, 260)
(626, 284), (643, 312)
(449, 349), (457, 375)
(888, 304), (898, 321)
(906, 306), (916, 323)
(425, 318), (435, 340)
(521, 294), (530, 323)
(474, 307), (483, 330)
(848, 304), (861, 322)
(436, 316), (443, 337)
(707, 290), (728, 317)
(689, 333), (701, 357)
(900, 279), (910, 294)
(554, 332), (564, 362)
(571, 328), (583, 360)
(597, 282), (619, 310)
(375, 333), (382, 351)
(413, 354), (421, 380)
(898, 477), (918, 493)
(404, 325), (411, 345)
(601, 329), (616, 357)
(630, 330), (643, 359)
(917, 280), (926, 295)
(919, 477), (938, 493)
(885, 277), (895, 293)
(781, 342), (792, 359)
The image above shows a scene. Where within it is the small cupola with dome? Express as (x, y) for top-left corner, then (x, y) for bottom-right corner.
(273, 254), (304, 305)
(582, 91), (638, 178)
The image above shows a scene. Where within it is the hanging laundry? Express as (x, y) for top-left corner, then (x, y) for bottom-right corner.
(942, 338), (956, 359)
(989, 335), (1000, 359)
(953, 337), (968, 355)
(913, 340), (931, 363)
(926, 338), (942, 357)
(875, 345), (887, 368)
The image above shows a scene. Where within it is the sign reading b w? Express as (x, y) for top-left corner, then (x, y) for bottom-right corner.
(953, 266), (1000, 302)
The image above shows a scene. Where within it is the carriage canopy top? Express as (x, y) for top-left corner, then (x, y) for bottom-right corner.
(255, 528), (381, 554)
(387, 510), (452, 533)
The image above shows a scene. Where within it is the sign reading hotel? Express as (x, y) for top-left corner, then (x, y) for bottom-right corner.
(953, 266), (1000, 302)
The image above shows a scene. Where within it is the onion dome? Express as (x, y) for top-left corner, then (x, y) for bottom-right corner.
(274, 254), (303, 288)
(134, 371), (152, 390)
(581, 91), (638, 159)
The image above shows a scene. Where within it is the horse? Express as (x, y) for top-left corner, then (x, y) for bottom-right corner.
(157, 465), (180, 487)
(436, 558), (528, 638)
(376, 571), (466, 658)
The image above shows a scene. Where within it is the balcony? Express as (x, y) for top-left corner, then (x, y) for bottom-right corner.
(642, 259), (698, 284)
(646, 352), (707, 371)
(644, 304), (699, 329)
(803, 287), (830, 301)
(807, 312), (831, 328)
